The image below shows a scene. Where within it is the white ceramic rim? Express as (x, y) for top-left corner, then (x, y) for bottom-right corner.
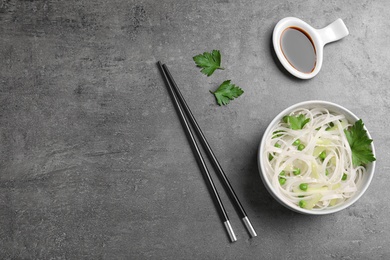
(273, 17), (324, 79)
(258, 100), (376, 215)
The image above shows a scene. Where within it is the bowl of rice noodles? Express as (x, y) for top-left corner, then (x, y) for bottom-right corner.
(258, 100), (376, 214)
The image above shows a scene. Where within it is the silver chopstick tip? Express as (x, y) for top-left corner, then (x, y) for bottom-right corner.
(242, 216), (257, 237)
(224, 220), (237, 242)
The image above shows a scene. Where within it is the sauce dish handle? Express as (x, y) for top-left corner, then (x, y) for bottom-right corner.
(317, 18), (349, 46)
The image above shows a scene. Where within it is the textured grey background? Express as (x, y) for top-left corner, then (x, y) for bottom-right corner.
(1, 0), (389, 259)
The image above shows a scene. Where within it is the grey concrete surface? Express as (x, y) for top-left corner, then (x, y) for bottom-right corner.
(1, 0), (389, 259)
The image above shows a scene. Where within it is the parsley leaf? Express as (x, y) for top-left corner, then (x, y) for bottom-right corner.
(344, 119), (376, 167)
(285, 114), (310, 130)
(210, 80), (244, 106)
(193, 50), (224, 76)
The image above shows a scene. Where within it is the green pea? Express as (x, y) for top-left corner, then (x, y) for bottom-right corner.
(299, 183), (308, 191)
(319, 151), (326, 160)
(274, 142), (281, 148)
(279, 177), (286, 185)
(293, 139), (301, 146)
(297, 144), (305, 151)
(299, 200), (306, 208)
(283, 116), (289, 123)
(279, 171), (285, 176)
(272, 130), (284, 138)
(293, 168), (301, 175)
(342, 173), (347, 181)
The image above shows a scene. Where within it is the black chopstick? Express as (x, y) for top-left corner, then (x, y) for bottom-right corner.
(162, 64), (257, 238)
(157, 61), (237, 242)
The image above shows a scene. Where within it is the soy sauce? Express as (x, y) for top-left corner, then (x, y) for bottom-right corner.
(281, 27), (316, 73)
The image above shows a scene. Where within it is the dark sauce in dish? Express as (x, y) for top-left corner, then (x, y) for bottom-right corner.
(280, 27), (316, 73)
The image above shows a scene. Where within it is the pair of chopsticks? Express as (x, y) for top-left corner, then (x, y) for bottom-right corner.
(157, 61), (257, 242)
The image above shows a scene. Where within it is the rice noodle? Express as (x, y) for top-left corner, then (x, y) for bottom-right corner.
(263, 107), (366, 210)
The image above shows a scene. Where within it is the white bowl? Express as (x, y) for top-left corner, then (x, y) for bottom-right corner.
(258, 100), (376, 215)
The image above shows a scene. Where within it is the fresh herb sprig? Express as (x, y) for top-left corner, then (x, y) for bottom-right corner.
(210, 80), (244, 106)
(344, 119), (376, 167)
(193, 50), (224, 77)
(284, 115), (310, 130)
